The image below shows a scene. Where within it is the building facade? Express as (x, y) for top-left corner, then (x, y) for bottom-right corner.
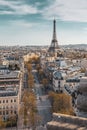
(75, 74), (87, 118)
(53, 71), (66, 92)
(0, 67), (22, 120)
(0, 90), (19, 120)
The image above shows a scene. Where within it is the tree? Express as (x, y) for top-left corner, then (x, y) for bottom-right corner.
(14, 64), (20, 70)
(28, 73), (34, 91)
(42, 78), (48, 90)
(8, 114), (17, 127)
(48, 92), (74, 115)
(80, 68), (86, 73)
(38, 69), (44, 75)
(27, 63), (32, 72)
(32, 56), (40, 64)
(36, 64), (41, 72)
(38, 69), (44, 80)
(8, 64), (12, 70)
(20, 91), (40, 129)
(0, 116), (6, 128)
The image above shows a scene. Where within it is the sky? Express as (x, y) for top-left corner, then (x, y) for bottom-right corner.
(0, 0), (87, 46)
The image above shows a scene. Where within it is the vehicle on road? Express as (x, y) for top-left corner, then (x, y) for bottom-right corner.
(36, 94), (40, 100)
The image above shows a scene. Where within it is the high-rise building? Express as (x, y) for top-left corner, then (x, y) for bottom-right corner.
(48, 19), (59, 53)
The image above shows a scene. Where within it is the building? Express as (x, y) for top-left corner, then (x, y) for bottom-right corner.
(3, 56), (20, 70)
(0, 71), (20, 90)
(65, 78), (80, 91)
(53, 70), (66, 92)
(0, 65), (10, 74)
(46, 65), (57, 81)
(0, 89), (19, 120)
(47, 113), (87, 130)
(75, 72), (87, 118)
(0, 69), (22, 120)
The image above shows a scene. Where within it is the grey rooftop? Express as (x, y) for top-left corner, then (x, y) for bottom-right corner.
(0, 90), (18, 97)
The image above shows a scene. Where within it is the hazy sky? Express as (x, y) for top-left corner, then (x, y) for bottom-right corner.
(0, 0), (87, 46)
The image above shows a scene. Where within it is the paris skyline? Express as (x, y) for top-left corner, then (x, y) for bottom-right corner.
(0, 0), (87, 46)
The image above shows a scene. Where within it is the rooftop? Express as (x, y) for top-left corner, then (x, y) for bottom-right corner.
(0, 65), (8, 70)
(53, 71), (66, 80)
(47, 113), (87, 130)
(0, 71), (19, 79)
(66, 78), (80, 82)
(0, 90), (18, 97)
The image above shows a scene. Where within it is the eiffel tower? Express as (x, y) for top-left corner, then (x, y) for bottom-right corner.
(48, 19), (59, 52)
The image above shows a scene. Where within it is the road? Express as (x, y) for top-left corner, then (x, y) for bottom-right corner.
(35, 84), (52, 124)
(23, 69), (28, 89)
(33, 70), (52, 129)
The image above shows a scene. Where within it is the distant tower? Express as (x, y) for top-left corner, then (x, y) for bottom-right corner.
(48, 19), (59, 53)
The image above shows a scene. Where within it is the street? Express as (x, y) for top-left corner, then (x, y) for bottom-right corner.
(33, 70), (52, 129)
(36, 85), (52, 125)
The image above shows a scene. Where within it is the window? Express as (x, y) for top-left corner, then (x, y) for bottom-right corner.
(6, 106), (8, 109)
(14, 99), (16, 102)
(0, 101), (1, 103)
(3, 106), (5, 109)
(14, 111), (16, 114)
(58, 84), (60, 88)
(58, 81), (60, 84)
(6, 100), (8, 103)
(11, 100), (13, 103)
(6, 111), (8, 115)
(3, 111), (5, 115)
(3, 100), (5, 103)
(0, 111), (1, 115)
(11, 110), (13, 114)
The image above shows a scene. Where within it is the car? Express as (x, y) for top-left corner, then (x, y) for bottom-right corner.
(32, 89), (35, 92)
(36, 94), (40, 100)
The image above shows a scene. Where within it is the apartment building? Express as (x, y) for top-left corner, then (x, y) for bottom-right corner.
(0, 90), (19, 120)
(0, 67), (22, 120)
(53, 71), (66, 92)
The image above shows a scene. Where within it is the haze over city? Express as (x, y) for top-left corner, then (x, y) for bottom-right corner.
(0, 0), (87, 46)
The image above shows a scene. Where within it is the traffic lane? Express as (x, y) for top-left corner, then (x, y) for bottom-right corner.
(37, 98), (52, 125)
(23, 73), (28, 88)
(35, 84), (43, 96)
(38, 106), (52, 125)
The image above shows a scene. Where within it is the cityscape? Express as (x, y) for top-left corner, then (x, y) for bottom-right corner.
(0, 0), (87, 130)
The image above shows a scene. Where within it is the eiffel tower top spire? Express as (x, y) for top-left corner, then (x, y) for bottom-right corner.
(48, 19), (59, 52)
(53, 19), (57, 40)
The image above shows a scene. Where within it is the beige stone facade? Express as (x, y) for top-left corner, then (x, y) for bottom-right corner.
(0, 93), (19, 120)
(0, 71), (22, 120)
